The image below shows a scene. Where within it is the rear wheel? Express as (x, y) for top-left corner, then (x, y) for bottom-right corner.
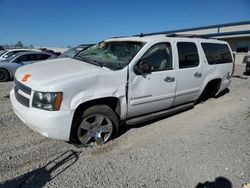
(71, 105), (119, 147)
(0, 69), (10, 82)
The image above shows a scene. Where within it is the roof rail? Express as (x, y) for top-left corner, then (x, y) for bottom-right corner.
(166, 33), (210, 39)
(110, 35), (129, 39)
(134, 32), (211, 39)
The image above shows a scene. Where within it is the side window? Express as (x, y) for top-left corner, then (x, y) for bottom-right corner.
(34, 54), (50, 60)
(27, 54), (36, 61)
(177, 42), (199, 69)
(41, 54), (51, 60)
(16, 55), (29, 62)
(201, 43), (233, 64)
(35, 54), (42, 60)
(140, 43), (172, 72)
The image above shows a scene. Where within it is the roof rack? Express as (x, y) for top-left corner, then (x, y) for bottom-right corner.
(166, 33), (211, 39)
(110, 35), (130, 39)
(134, 32), (211, 39)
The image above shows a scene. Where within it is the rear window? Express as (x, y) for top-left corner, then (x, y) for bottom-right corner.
(201, 43), (232, 64)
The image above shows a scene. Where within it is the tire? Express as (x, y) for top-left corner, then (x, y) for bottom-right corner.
(70, 105), (119, 147)
(0, 69), (10, 82)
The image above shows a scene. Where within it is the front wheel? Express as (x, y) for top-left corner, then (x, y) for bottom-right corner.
(71, 105), (119, 147)
(0, 69), (10, 82)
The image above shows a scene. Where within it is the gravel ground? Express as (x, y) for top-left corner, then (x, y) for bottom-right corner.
(0, 64), (249, 188)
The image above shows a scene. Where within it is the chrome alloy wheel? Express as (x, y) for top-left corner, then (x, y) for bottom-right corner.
(77, 114), (113, 146)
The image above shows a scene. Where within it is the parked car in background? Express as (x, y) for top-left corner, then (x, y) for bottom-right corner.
(244, 55), (250, 74)
(58, 44), (93, 58)
(0, 51), (56, 82)
(0, 49), (41, 61)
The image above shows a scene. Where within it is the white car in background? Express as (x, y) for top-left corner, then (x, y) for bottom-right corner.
(0, 49), (41, 61)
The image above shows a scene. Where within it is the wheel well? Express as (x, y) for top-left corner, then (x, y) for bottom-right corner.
(72, 97), (120, 122)
(69, 97), (121, 144)
(198, 79), (221, 102)
(0, 68), (11, 80)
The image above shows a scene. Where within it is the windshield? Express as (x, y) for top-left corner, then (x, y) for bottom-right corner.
(5, 53), (20, 61)
(74, 41), (144, 70)
(3, 51), (27, 60)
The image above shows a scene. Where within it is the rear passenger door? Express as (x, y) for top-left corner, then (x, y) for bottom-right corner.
(173, 41), (204, 106)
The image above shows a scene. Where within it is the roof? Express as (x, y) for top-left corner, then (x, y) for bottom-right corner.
(105, 34), (223, 43)
(6, 48), (40, 52)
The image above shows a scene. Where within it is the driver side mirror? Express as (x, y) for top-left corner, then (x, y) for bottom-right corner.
(134, 60), (152, 75)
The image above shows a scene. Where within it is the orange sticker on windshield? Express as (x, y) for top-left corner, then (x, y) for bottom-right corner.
(21, 74), (32, 82)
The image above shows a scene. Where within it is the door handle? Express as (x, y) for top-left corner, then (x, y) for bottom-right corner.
(164, 76), (175, 82)
(194, 72), (202, 78)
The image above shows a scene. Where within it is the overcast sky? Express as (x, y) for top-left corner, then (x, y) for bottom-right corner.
(0, 0), (250, 47)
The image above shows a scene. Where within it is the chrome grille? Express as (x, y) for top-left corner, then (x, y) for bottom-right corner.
(14, 79), (31, 107)
(14, 90), (30, 107)
(14, 79), (31, 95)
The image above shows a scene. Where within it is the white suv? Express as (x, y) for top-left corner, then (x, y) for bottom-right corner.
(10, 34), (234, 146)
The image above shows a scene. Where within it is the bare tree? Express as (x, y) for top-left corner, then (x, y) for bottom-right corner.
(15, 41), (23, 48)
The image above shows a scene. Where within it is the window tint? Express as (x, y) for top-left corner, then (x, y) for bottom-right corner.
(16, 55), (29, 62)
(140, 43), (172, 71)
(41, 54), (51, 60)
(35, 54), (50, 60)
(201, 43), (232, 64)
(177, 42), (199, 69)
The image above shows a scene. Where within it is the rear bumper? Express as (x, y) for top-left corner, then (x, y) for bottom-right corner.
(10, 89), (74, 141)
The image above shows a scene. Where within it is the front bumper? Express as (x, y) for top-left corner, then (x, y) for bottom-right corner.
(10, 89), (74, 141)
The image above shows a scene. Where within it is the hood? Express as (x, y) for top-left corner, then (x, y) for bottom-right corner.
(15, 58), (110, 90)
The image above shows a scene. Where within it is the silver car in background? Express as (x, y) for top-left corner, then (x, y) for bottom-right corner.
(0, 49), (42, 61)
(0, 51), (57, 82)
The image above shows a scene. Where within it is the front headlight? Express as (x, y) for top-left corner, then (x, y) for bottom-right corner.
(32, 91), (63, 111)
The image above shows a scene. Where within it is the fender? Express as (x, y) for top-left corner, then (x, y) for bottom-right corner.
(198, 72), (222, 98)
(70, 87), (127, 119)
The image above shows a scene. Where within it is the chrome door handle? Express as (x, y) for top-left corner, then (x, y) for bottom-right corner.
(164, 76), (175, 82)
(194, 72), (202, 78)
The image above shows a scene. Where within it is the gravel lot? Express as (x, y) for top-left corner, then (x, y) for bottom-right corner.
(0, 64), (249, 188)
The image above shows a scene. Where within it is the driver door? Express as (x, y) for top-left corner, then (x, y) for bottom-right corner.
(127, 42), (176, 118)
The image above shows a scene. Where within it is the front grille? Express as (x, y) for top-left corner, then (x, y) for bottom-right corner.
(14, 79), (31, 107)
(14, 90), (30, 107)
(14, 79), (31, 95)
